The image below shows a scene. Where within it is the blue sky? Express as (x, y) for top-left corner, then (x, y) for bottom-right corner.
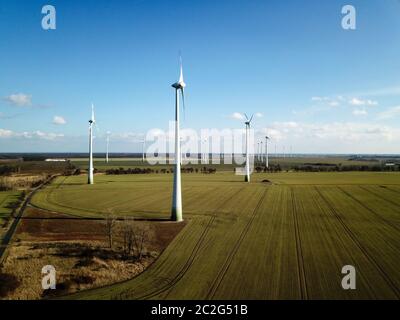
(0, 0), (399, 153)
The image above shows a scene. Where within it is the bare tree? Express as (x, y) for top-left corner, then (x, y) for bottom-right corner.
(120, 218), (133, 257)
(138, 228), (147, 260)
(120, 218), (148, 260)
(105, 213), (117, 249)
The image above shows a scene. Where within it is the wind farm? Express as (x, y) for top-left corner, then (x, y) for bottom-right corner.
(1, 68), (399, 299)
(0, 0), (400, 305)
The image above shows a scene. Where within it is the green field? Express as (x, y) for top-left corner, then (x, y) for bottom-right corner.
(0, 192), (21, 225)
(30, 172), (400, 299)
(0, 191), (22, 242)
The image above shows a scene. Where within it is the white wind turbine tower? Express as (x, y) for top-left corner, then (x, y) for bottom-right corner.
(260, 141), (263, 164)
(88, 104), (95, 184)
(142, 137), (146, 163)
(171, 58), (186, 222)
(244, 114), (253, 182)
(265, 136), (270, 168)
(202, 138), (208, 164)
(105, 131), (110, 163)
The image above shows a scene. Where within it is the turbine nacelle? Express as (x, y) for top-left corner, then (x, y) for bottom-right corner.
(244, 113), (253, 128)
(172, 61), (186, 89)
(172, 80), (186, 89)
(89, 103), (96, 124)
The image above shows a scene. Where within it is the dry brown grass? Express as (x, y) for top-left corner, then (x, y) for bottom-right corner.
(0, 174), (47, 191)
(0, 208), (184, 300)
(0, 240), (156, 300)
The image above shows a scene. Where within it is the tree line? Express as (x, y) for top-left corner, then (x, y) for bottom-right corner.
(105, 167), (217, 175)
(292, 164), (400, 172)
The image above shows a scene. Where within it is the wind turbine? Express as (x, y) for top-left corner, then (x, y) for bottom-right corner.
(244, 113), (253, 182)
(231, 132), (234, 163)
(202, 138), (208, 164)
(171, 58), (186, 222)
(88, 104), (95, 184)
(142, 137), (146, 163)
(257, 142), (260, 163)
(265, 136), (270, 168)
(105, 131), (110, 163)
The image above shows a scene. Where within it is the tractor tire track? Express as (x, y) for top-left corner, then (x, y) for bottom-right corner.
(315, 187), (400, 298)
(290, 187), (309, 300)
(118, 187), (245, 300)
(337, 186), (400, 232)
(384, 186), (400, 195)
(39, 177), (173, 219)
(358, 186), (400, 212)
(205, 187), (269, 300)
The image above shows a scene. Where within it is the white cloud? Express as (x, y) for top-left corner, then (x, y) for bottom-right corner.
(311, 96), (341, 108)
(0, 128), (64, 140)
(348, 98), (378, 107)
(377, 106), (400, 120)
(230, 112), (263, 121)
(3, 93), (32, 107)
(257, 127), (284, 141)
(0, 129), (15, 138)
(329, 101), (340, 107)
(33, 131), (64, 140)
(311, 96), (328, 101)
(262, 121), (400, 144)
(110, 131), (144, 142)
(230, 112), (246, 121)
(53, 116), (66, 125)
(352, 109), (368, 116)
(311, 95), (379, 111)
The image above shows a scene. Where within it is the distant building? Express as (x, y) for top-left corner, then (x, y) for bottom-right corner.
(385, 163), (395, 166)
(45, 159), (67, 162)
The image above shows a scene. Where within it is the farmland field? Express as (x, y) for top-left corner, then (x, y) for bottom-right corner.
(0, 191), (21, 233)
(29, 172), (400, 299)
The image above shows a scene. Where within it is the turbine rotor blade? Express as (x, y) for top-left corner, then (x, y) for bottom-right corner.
(92, 103), (95, 122)
(179, 58), (184, 84)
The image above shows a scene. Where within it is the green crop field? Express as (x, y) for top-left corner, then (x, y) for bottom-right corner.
(30, 172), (400, 299)
(0, 192), (21, 223)
(0, 191), (21, 240)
